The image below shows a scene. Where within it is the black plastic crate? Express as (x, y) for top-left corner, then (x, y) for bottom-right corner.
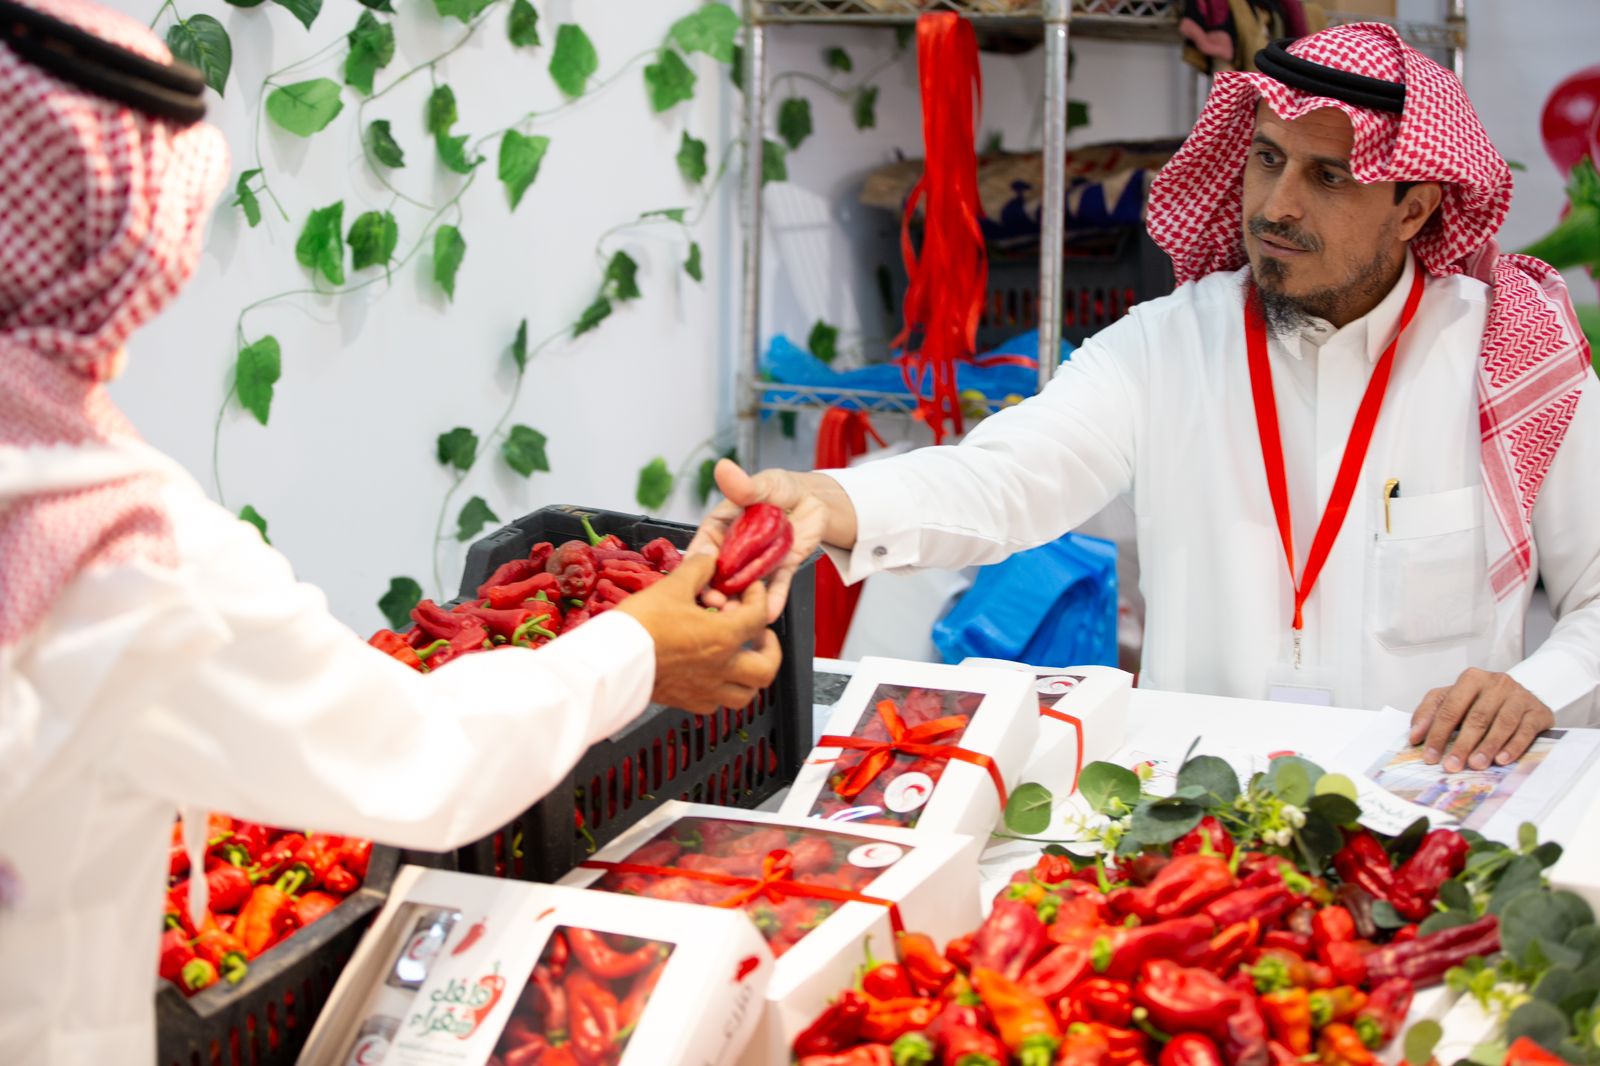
(156, 846), (399, 1066)
(421, 504), (815, 882)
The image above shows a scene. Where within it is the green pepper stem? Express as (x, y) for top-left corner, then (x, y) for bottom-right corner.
(415, 638), (450, 661)
(580, 515), (604, 547)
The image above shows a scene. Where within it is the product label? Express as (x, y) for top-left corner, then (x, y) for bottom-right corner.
(847, 842), (904, 869)
(883, 772), (934, 813)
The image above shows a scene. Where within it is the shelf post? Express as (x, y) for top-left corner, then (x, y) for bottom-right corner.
(737, 3), (768, 469)
(1445, 0), (1466, 81)
(1037, 0), (1071, 395)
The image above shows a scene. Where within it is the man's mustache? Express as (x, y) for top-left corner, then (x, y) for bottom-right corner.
(1248, 216), (1321, 253)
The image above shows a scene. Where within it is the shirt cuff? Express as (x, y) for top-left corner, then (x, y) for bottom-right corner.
(821, 463), (922, 585)
(1508, 646), (1597, 723)
(545, 610), (656, 743)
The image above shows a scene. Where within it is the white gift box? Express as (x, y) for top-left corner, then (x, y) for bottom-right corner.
(778, 656), (1039, 840)
(960, 660), (1132, 793)
(297, 867), (773, 1066)
(556, 800), (983, 1065)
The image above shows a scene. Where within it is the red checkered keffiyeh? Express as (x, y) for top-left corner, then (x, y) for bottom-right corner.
(0, 0), (229, 645)
(1147, 22), (1592, 599)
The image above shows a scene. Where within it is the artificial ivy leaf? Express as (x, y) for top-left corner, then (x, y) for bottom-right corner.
(272, 0), (321, 30)
(605, 251), (641, 302)
(358, 0), (394, 9)
(508, 0), (539, 47)
(894, 24), (914, 50)
(677, 131), (708, 184)
(1078, 761), (1141, 815)
(636, 457), (674, 511)
(1403, 1021), (1443, 1066)
(238, 505), (270, 544)
(808, 320), (839, 364)
(1130, 801), (1204, 846)
(730, 43), (743, 91)
(778, 96), (812, 151)
(573, 295), (611, 337)
(432, 225), (466, 300)
(426, 84), (458, 137)
(549, 24), (598, 98)
(1307, 793), (1361, 827)
(233, 169), (262, 227)
(853, 84), (879, 130)
(498, 130), (550, 210)
(166, 15), (231, 96)
(1176, 754), (1240, 806)
(643, 208), (688, 222)
(378, 577), (422, 629)
(511, 318), (528, 373)
(225, 0), (265, 6)
(762, 139), (788, 186)
(235, 336), (281, 426)
(1004, 783), (1054, 836)
(502, 424), (550, 477)
(779, 410), (797, 439)
(645, 47), (696, 113)
(266, 78), (343, 136)
(434, 0), (494, 22)
(824, 46), (852, 73)
(684, 241), (703, 282)
(366, 119), (405, 168)
(347, 210), (398, 271)
(456, 496), (499, 541)
(1068, 100), (1091, 132)
(669, 2), (739, 63)
(435, 131), (480, 174)
(435, 427), (478, 471)
(343, 10), (394, 96)
(294, 201), (345, 285)
(696, 458), (718, 505)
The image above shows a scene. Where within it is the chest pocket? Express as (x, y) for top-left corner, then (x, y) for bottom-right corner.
(1369, 485), (1492, 649)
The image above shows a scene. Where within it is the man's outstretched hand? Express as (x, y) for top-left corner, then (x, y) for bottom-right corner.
(1409, 668), (1555, 772)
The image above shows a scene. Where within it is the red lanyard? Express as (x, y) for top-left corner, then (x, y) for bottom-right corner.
(1245, 267), (1426, 663)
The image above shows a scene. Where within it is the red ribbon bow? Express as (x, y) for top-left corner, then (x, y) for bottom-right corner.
(819, 698), (1009, 809)
(581, 848), (904, 935)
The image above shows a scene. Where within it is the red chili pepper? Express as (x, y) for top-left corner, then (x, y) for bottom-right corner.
(1313, 905), (1356, 949)
(1202, 885), (1295, 930)
(159, 927), (197, 984)
(794, 988), (870, 1056)
(237, 870), (304, 959)
(567, 927), (664, 979)
(530, 964), (568, 1033)
(1196, 918), (1260, 975)
(1323, 939), (1368, 987)
(339, 839), (372, 881)
(322, 863), (359, 896)
(797, 1048), (894, 1066)
(1261, 929), (1313, 956)
(944, 931), (976, 973)
(1121, 854), (1236, 922)
(1172, 816), (1236, 861)
(475, 557), (544, 599)
(540, 1047), (580, 1066)
(1135, 960), (1241, 1036)
(618, 956), (667, 1035)
(712, 503), (794, 596)
(1318, 1022), (1376, 1066)
(860, 937), (914, 1000)
(1078, 915), (1215, 982)
(1019, 943), (1091, 1004)
(411, 600), (492, 655)
(502, 1037), (550, 1066)
(1259, 987), (1312, 1056)
(293, 891), (341, 928)
(1365, 914), (1499, 987)
(1353, 976), (1414, 1050)
(1394, 829), (1469, 904)
(1057, 1023), (1113, 1066)
(971, 967), (1062, 1066)
(1222, 993), (1272, 1066)
(971, 897), (1051, 981)
(896, 932), (957, 998)
(641, 537), (683, 572)
(548, 540), (600, 599)
(589, 577), (628, 613)
(1159, 1033), (1225, 1066)
(198, 864), (253, 913)
(193, 921), (250, 984)
(1333, 831), (1428, 921)
(1309, 986), (1369, 1029)
(485, 571), (561, 609)
(1070, 978), (1135, 1027)
(860, 996), (940, 1044)
(180, 957), (219, 996)
(1507, 1036), (1571, 1065)
(601, 567), (665, 593)
(256, 832), (305, 881)
(285, 833), (342, 891)
(455, 602), (556, 645)
(369, 628), (425, 670)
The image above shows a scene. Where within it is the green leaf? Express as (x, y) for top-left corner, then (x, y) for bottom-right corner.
(343, 10), (394, 96)
(1534, 841), (1565, 869)
(1004, 782), (1054, 836)
(1176, 755), (1240, 807)
(272, 0), (321, 30)
(894, 25), (913, 50)
(778, 96), (813, 151)
(166, 15), (231, 96)
(225, 0), (265, 6)
(684, 241), (703, 282)
(1491, 855), (1547, 915)
(233, 169), (262, 227)
(1520, 823), (1540, 852)
(1296, 812), (1343, 868)
(1388, 816), (1432, 863)
(853, 84), (879, 130)
(358, 0), (394, 10)
(511, 318), (528, 373)
(644, 48), (696, 113)
(436, 427), (479, 471)
(805, 320), (839, 364)
(1506, 1000), (1571, 1053)
(432, 225), (466, 300)
(1371, 900), (1406, 930)
(1504, 891), (1597, 969)
(636, 457), (674, 511)
(238, 505), (270, 544)
(1419, 910), (1477, 936)
(266, 78), (343, 136)
(696, 458), (718, 505)
(1438, 879), (1474, 913)
(434, 0), (494, 22)
(606, 251), (641, 301)
(549, 23), (598, 98)
(498, 130), (550, 210)
(502, 425), (549, 477)
(574, 295), (611, 337)
(366, 120), (405, 167)
(643, 208), (688, 222)
(1264, 756), (1321, 806)
(677, 131), (708, 184)
(1131, 801), (1205, 846)
(730, 43), (743, 91)
(1403, 1021), (1443, 1066)
(347, 210), (398, 271)
(1067, 99), (1091, 132)
(669, 2), (739, 63)
(378, 577), (422, 629)
(435, 132), (480, 174)
(426, 85), (457, 137)
(1308, 793), (1361, 827)
(1078, 761), (1141, 815)
(779, 410), (797, 439)
(456, 496), (499, 542)
(508, 0), (540, 47)
(1314, 772), (1359, 802)
(762, 139), (788, 185)
(294, 201), (345, 285)
(235, 336), (281, 426)
(824, 46), (852, 73)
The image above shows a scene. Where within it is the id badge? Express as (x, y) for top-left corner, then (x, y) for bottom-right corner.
(1264, 634), (1338, 706)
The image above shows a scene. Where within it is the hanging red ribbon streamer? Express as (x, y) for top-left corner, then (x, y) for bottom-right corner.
(818, 698), (1010, 809)
(581, 849), (905, 934)
(814, 407), (887, 658)
(892, 14), (987, 445)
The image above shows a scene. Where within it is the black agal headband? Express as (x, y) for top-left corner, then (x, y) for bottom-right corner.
(1254, 38), (1407, 115)
(0, 0), (207, 125)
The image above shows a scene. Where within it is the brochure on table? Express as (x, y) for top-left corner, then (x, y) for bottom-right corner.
(297, 867), (773, 1066)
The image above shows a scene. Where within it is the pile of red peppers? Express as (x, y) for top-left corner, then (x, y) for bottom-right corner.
(158, 814), (373, 997)
(368, 518), (685, 672)
(791, 816), (1489, 1066)
(488, 925), (671, 1066)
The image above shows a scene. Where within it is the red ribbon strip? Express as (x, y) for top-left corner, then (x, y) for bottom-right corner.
(581, 848), (905, 935)
(819, 699), (1009, 810)
(1038, 705), (1085, 792)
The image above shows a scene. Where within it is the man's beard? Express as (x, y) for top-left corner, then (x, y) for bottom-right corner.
(1248, 216), (1399, 335)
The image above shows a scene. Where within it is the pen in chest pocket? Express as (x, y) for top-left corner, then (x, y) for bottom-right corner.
(1383, 478), (1401, 534)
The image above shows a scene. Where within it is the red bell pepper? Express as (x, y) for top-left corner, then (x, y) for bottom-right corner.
(711, 503), (794, 596)
(1020, 943), (1091, 1003)
(1134, 960), (1240, 1038)
(1069, 978), (1135, 1027)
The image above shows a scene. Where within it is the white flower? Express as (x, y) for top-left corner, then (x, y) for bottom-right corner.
(1282, 805), (1307, 829)
(1266, 828), (1294, 847)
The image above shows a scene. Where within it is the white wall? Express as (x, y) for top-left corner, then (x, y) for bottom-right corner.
(107, 0), (738, 629)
